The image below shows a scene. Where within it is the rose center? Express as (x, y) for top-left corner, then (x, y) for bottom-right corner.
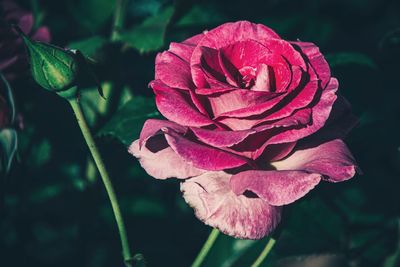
(238, 64), (275, 91)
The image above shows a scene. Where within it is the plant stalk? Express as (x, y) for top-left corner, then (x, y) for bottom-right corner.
(191, 228), (220, 267)
(110, 0), (128, 41)
(250, 237), (276, 267)
(68, 98), (133, 267)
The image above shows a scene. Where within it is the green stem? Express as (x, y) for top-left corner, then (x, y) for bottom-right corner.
(250, 237), (276, 267)
(191, 228), (220, 267)
(110, 0), (128, 41)
(68, 98), (133, 267)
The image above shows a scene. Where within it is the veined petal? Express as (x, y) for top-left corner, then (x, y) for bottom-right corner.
(181, 171), (282, 239)
(230, 170), (321, 206)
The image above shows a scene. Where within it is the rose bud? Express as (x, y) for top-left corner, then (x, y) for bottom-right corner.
(14, 26), (102, 100)
(129, 21), (360, 239)
(0, 0), (50, 80)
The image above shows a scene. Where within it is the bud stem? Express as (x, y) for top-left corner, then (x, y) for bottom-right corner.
(250, 237), (276, 267)
(190, 228), (220, 267)
(68, 96), (133, 267)
(111, 0), (128, 41)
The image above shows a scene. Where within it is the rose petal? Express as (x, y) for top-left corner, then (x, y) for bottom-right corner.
(207, 89), (278, 118)
(195, 21), (280, 50)
(271, 139), (358, 182)
(32, 26), (51, 42)
(163, 128), (250, 170)
(181, 171), (282, 239)
(291, 41), (331, 89)
(139, 119), (187, 147)
(230, 170), (321, 206)
(155, 51), (194, 90)
(151, 80), (213, 127)
(190, 127), (256, 147)
(129, 139), (205, 179)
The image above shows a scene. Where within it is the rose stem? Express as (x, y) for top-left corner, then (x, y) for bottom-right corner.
(250, 237), (276, 267)
(191, 228), (220, 267)
(110, 0), (128, 41)
(68, 97), (133, 267)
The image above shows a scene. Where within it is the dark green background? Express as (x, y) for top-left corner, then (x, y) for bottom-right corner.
(1, 0), (400, 266)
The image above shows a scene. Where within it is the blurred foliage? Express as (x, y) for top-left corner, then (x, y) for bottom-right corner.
(1, 0), (400, 266)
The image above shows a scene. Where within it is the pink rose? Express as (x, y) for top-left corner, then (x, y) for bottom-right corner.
(0, 0), (51, 80)
(129, 21), (359, 239)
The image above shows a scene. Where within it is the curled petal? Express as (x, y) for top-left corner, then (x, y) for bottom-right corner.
(291, 41), (331, 89)
(190, 127), (256, 147)
(139, 119), (187, 147)
(272, 139), (359, 182)
(181, 171), (282, 239)
(129, 139), (205, 179)
(163, 128), (250, 170)
(230, 170), (321, 206)
(151, 81), (213, 127)
(155, 51), (194, 90)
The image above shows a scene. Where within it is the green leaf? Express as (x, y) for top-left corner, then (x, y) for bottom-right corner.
(326, 52), (377, 69)
(67, 36), (107, 58)
(175, 4), (225, 27)
(0, 128), (17, 174)
(98, 96), (160, 145)
(121, 6), (175, 53)
(68, 0), (115, 32)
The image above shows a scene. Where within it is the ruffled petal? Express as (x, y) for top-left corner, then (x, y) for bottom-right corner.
(163, 128), (250, 170)
(271, 139), (358, 182)
(181, 171), (282, 239)
(230, 170), (321, 206)
(151, 80), (213, 127)
(190, 127), (256, 147)
(155, 51), (194, 90)
(129, 139), (205, 179)
(139, 119), (187, 147)
(291, 41), (331, 89)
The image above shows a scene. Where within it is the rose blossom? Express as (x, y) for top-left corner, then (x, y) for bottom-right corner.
(0, 0), (50, 80)
(129, 21), (359, 239)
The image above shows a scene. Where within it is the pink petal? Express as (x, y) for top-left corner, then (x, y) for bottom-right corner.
(169, 42), (196, 62)
(291, 41), (331, 89)
(195, 21), (280, 50)
(181, 171), (282, 239)
(129, 139), (205, 179)
(155, 51), (194, 90)
(182, 32), (205, 45)
(271, 139), (358, 182)
(151, 80), (213, 127)
(32, 27), (51, 43)
(230, 170), (321, 206)
(190, 127), (256, 147)
(18, 14), (33, 34)
(139, 119), (187, 147)
(163, 128), (250, 170)
(267, 78), (339, 144)
(208, 89), (278, 117)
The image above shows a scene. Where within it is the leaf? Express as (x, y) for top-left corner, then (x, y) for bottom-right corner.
(120, 6), (175, 53)
(98, 96), (160, 145)
(175, 4), (225, 27)
(0, 128), (17, 174)
(67, 36), (107, 58)
(325, 52), (377, 69)
(68, 0), (115, 32)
